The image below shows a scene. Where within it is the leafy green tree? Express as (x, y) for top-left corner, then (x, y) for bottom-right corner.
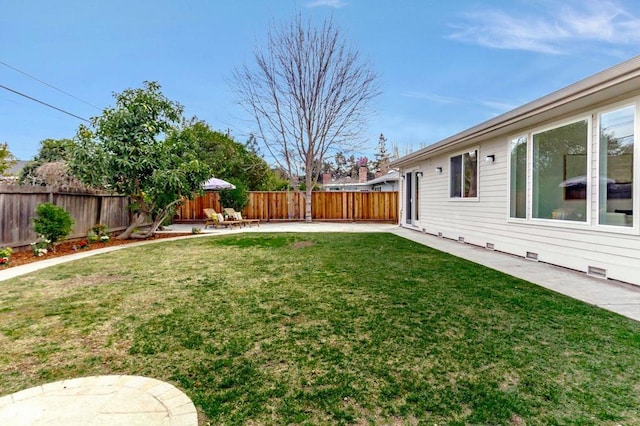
(0, 143), (16, 176)
(334, 152), (347, 178)
(19, 138), (74, 184)
(374, 133), (390, 174)
(219, 178), (249, 212)
(32, 202), (74, 251)
(183, 120), (272, 190)
(69, 81), (212, 239)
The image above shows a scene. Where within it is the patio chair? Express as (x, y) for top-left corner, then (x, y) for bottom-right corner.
(203, 208), (242, 229)
(223, 208), (261, 227)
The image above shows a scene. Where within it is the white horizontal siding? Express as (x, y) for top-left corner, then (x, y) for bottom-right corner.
(403, 128), (640, 286)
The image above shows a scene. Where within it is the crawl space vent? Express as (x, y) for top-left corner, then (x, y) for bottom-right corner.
(438, 232), (443, 238)
(458, 236), (465, 243)
(588, 266), (607, 279)
(486, 242), (495, 250)
(526, 251), (539, 261)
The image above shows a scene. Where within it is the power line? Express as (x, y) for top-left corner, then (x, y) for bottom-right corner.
(0, 84), (90, 123)
(0, 60), (101, 110)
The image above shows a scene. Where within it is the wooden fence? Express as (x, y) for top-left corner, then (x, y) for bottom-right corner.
(176, 191), (398, 222)
(1, 187), (398, 249)
(0, 185), (129, 248)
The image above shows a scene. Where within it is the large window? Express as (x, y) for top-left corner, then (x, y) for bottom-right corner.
(509, 136), (527, 218)
(450, 150), (478, 198)
(532, 119), (589, 221)
(599, 105), (634, 227)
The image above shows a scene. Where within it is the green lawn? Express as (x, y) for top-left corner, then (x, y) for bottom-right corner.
(1, 233), (640, 425)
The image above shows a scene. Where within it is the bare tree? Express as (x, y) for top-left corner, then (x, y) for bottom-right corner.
(234, 14), (379, 221)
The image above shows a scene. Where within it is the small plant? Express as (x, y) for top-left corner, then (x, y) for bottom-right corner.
(0, 247), (12, 266)
(79, 240), (89, 249)
(91, 224), (108, 236)
(32, 203), (74, 251)
(191, 227), (202, 234)
(30, 238), (50, 257)
(87, 224), (110, 243)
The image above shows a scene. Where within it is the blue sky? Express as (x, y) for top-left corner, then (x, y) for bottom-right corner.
(2, 0), (640, 161)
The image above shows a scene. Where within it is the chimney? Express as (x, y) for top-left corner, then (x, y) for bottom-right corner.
(322, 173), (332, 184)
(358, 166), (368, 183)
(379, 158), (389, 175)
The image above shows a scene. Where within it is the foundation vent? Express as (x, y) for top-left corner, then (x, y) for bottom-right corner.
(422, 228), (427, 233)
(486, 242), (495, 250)
(458, 236), (465, 243)
(438, 232), (443, 238)
(588, 266), (607, 279)
(526, 251), (539, 261)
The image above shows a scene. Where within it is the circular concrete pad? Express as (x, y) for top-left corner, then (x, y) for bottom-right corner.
(0, 375), (197, 426)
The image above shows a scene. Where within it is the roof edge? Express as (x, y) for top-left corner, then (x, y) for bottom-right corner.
(391, 54), (640, 168)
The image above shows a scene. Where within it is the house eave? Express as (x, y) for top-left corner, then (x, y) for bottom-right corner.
(391, 55), (640, 168)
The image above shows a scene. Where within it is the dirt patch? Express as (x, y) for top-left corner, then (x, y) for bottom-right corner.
(291, 241), (314, 249)
(56, 274), (129, 290)
(2, 233), (194, 269)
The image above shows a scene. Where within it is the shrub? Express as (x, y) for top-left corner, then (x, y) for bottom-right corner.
(0, 247), (12, 266)
(220, 179), (249, 212)
(32, 203), (74, 250)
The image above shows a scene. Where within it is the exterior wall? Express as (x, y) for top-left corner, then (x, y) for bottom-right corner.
(399, 96), (640, 286)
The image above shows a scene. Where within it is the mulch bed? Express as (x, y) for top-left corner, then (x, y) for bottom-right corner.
(2, 233), (194, 269)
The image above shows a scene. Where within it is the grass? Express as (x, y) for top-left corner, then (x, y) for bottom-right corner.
(1, 232), (640, 425)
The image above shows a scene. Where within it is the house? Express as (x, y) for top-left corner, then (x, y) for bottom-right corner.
(321, 169), (400, 192)
(0, 160), (27, 183)
(391, 55), (640, 286)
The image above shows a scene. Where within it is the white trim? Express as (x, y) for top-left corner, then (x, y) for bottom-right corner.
(529, 115), (592, 224)
(391, 55), (640, 169)
(448, 147), (479, 201)
(507, 134), (528, 220)
(594, 100), (637, 232)
(402, 167), (421, 227)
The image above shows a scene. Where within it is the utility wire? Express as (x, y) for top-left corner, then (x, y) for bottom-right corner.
(0, 84), (90, 123)
(0, 60), (101, 110)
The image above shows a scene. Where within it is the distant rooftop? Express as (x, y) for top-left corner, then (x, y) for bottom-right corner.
(5, 160), (28, 176)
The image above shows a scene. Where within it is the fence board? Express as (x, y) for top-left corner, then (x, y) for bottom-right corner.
(0, 185), (130, 248)
(177, 191), (398, 222)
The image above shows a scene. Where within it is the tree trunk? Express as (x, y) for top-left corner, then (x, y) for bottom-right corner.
(117, 214), (145, 239)
(304, 190), (313, 222)
(144, 215), (166, 237)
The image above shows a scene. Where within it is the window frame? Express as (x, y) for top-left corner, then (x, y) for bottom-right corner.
(508, 134), (529, 220)
(448, 147), (479, 201)
(595, 100), (638, 231)
(529, 115), (592, 225)
(506, 100), (640, 234)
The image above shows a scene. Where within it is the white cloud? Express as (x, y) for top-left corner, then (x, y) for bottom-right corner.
(448, 0), (640, 54)
(401, 92), (461, 104)
(479, 100), (517, 112)
(401, 91), (516, 113)
(306, 0), (347, 8)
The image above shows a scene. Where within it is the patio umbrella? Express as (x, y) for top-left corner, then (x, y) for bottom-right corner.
(559, 175), (615, 187)
(201, 177), (236, 190)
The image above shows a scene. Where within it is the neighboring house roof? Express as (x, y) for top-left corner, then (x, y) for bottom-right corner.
(391, 54), (640, 168)
(5, 160), (28, 176)
(366, 170), (399, 186)
(321, 170), (399, 190)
